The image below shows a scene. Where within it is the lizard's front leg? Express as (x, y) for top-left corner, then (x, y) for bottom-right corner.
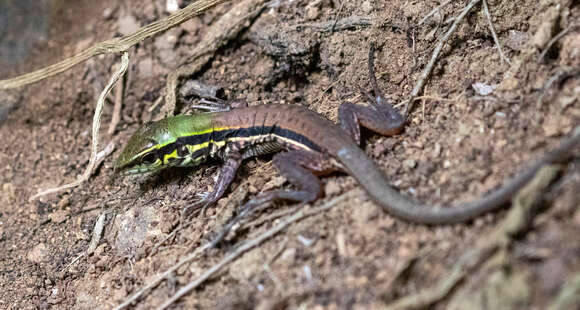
(183, 151), (242, 216)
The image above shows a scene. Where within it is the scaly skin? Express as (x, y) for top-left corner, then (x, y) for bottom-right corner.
(116, 114), (213, 174)
(115, 100), (580, 224)
(116, 48), (580, 224)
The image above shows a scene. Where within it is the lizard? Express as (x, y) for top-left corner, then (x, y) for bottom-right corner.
(115, 47), (580, 225)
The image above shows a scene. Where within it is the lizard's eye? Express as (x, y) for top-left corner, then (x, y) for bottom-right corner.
(141, 153), (157, 165)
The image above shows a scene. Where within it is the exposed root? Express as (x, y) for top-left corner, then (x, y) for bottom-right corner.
(155, 192), (352, 310)
(0, 0), (232, 90)
(483, 0), (510, 64)
(30, 52), (129, 200)
(403, 0), (481, 117)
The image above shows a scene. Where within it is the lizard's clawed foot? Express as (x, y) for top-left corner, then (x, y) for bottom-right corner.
(189, 97), (248, 113)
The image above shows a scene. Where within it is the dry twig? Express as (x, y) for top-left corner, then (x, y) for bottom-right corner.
(330, 0), (346, 34)
(406, 0), (510, 115)
(112, 242), (211, 310)
(155, 192), (352, 309)
(538, 24), (578, 62)
(4, 0), (236, 199)
(403, 0), (481, 117)
(482, 0), (510, 64)
(0, 0), (232, 90)
(16, 0), (241, 199)
(30, 52), (129, 200)
(114, 192), (352, 309)
(382, 124), (580, 308)
(417, 0), (452, 26)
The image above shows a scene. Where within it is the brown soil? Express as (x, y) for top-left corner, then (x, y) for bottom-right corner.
(1, 0), (579, 309)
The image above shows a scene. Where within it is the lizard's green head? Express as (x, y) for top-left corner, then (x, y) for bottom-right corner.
(115, 115), (211, 175)
(115, 118), (176, 175)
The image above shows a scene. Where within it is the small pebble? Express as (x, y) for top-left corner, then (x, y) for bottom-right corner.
(432, 143), (441, 157)
(403, 159), (416, 169)
(298, 234), (315, 247)
(305, 6), (320, 20)
(324, 181), (341, 196)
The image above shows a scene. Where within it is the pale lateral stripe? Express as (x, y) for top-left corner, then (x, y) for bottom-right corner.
(183, 132), (316, 155)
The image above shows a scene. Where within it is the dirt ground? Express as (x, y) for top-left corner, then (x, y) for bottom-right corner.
(1, 0), (579, 309)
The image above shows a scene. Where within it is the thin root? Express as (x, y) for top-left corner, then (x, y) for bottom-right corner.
(483, 0), (510, 64)
(30, 52), (129, 200)
(154, 192), (353, 310)
(403, 0), (482, 118)
(0, 0), (232, 90)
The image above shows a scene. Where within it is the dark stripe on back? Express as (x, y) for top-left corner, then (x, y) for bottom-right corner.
(271, 126), (321, 151)
(157, 126), (322, 157)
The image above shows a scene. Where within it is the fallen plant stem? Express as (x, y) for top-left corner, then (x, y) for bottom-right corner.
(30, 52), (129, 200)
(0, 0), (232, 90)
(538, 24), (577, 62)
(417, 0), (452, 26)
(403, 0), (481, 117)
(154, 192), (354, 310)
(114, 192), (352, 309)
(483, 0), (510, 64)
